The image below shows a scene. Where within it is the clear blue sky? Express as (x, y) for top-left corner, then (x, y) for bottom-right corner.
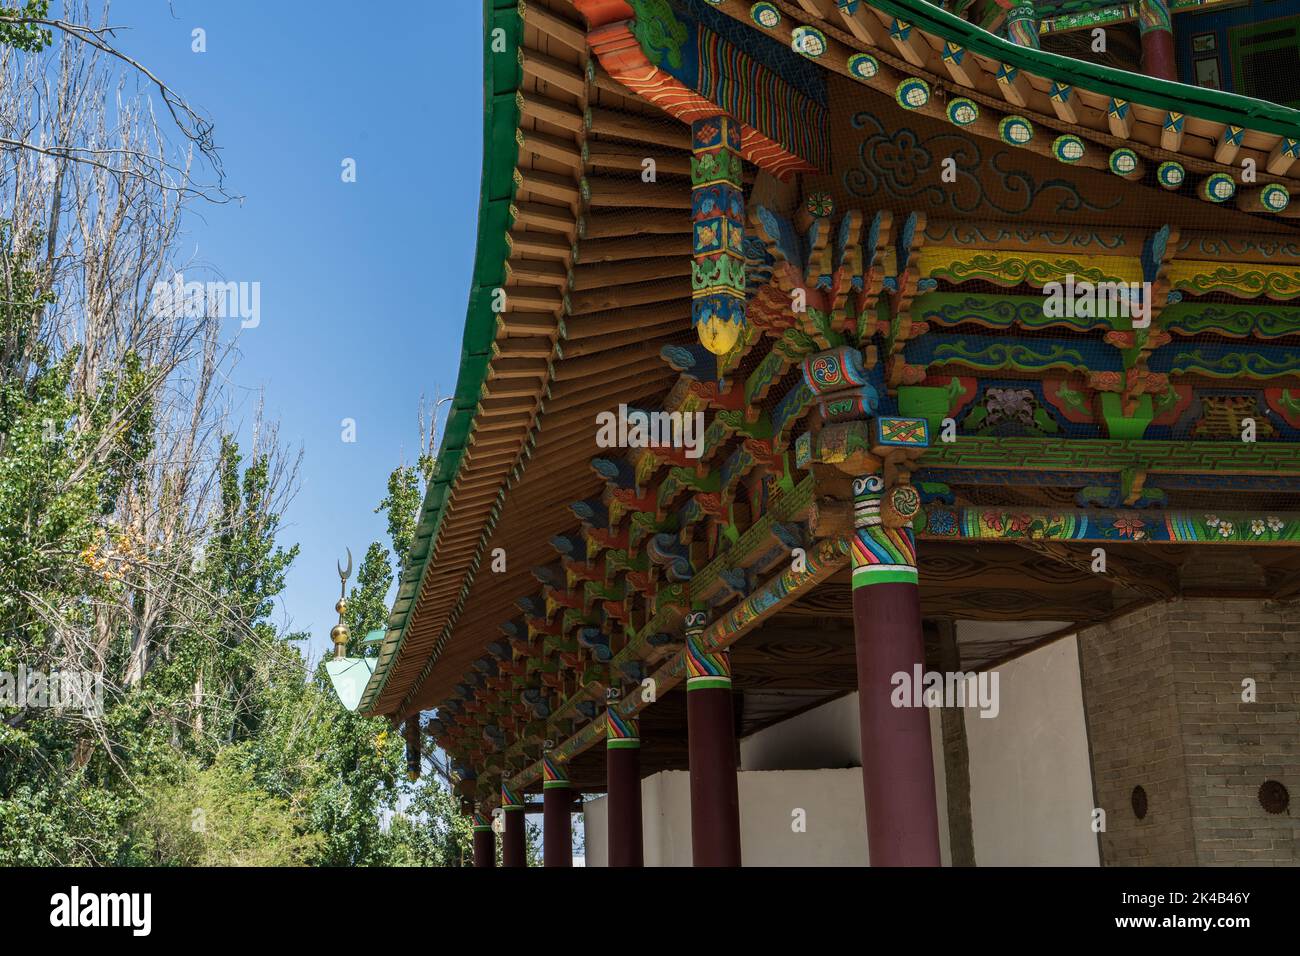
(114, 1), (482, 653)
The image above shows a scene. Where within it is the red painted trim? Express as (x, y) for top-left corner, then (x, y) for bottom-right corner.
(587, 21), (817, 180)
(572, 0), (634, 29)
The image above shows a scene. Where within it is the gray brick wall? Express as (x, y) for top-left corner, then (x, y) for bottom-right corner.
(1078, 599), (1300, 866)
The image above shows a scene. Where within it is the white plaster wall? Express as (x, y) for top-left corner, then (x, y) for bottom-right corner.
(739, 769), (868, 866)
(583, 768), (871, 866)
(583, 635), (1096, 866)
(740, 694), (861, 770)
(583, 796), (608, 867)
(738, 693), (951, 865)
(643, 770), (693, 866)
(964, 635), (1100, 866)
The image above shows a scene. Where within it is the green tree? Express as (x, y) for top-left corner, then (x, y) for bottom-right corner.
(128, 752), (322, 866)
(0, 1), (52, 52)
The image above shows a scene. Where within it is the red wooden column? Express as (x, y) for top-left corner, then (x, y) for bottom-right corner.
(798, 348), (940, 866)
(685, 609), (742, 866)
(605, 708), (643, 867)
(850, 468), (941, 866)
(542, 754), (573, 868)
(1139, 0), (1177, 81)
(500, 782), (526, 867)
(471, 807), (495, 868)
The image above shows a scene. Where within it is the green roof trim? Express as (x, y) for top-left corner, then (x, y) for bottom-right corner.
(360, 0), (523, 716)
(876, 0), (1300, 138)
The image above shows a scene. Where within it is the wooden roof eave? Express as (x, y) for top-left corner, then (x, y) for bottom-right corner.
(732, 0), (1300, 191)
(360, 0), (579, 719)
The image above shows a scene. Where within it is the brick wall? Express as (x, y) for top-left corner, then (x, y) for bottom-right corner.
(1078, 598), (1300, 866)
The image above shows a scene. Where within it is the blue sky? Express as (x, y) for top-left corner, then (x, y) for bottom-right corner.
(113, 1), (483, 653)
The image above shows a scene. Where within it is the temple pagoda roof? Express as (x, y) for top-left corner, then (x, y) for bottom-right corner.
(359, 1), (1300, 803)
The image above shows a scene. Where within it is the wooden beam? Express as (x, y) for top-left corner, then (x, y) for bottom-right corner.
(518, 91), (584, 133)
(585, 107), (689, 148)
(509, 230), (572, 261)
(1197, 172), (1237, 204)
(519, 46), (587, 98)
(886, 17), (930, 68)
(939, 41), (979, 88)
(994, 62), (1032, 108)
(1215, 124), (1245, 165)
(585, 142), (692, 177)
(835, 1), (891, 45)
(575, 234), (689, 263)
(794, 0), (835, 15)
(496, 336), (555, 359)
(1047, 81), (1078, 125)
(1106, 98), (1132, 139)
(511, 200), (576, 234)
(1013, 540), (1175, 601)
(515, 167), (580, 206)
(518, 2), (587, 54)
(1267, 136), (1300, 176)
(504, 285), (565, 313)
(581, 209), (687, 239)
(570, 256), (691, 290)
(517, 127), (583, 171)
(1161, 111), (1185, 152)
(496, 312), (561, 336)
(506, 258), (569, 288)
(583, 175), (691, 209)
(568, 277), (690, 314)
(1235, 183), (1291, 215)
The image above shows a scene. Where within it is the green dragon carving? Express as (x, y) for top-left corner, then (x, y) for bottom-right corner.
(628, 0), (688, 71)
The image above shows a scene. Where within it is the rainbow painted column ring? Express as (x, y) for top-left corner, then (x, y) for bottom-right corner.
(684, 609), (731, 690)
(851, 474), (919, 589)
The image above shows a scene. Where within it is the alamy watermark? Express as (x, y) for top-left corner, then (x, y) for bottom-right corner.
(595, 404), (705, 459)
(891, 665), (1000, 719)
(0, 666), (103, 716)
(1043, 273), (1151, 328)
(149, 272), (260, 328)
(50, 886), (151, 936)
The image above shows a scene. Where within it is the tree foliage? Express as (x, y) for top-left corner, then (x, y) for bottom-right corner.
(0, 5), (473, 868)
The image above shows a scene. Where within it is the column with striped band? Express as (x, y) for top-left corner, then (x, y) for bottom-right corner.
(541, 752), (573, 868)
(852, 473), (919, 588)
(606, 707), (644, 866)
(471, 806), (495, 868)
(1005, 4), (1040, 49)
(684, 609), (741, 866)
(500, 780), (526, 867)
(848, 461), (940, 866)
(1138, 0), (1176, 81)
(796, 346), (940, 866)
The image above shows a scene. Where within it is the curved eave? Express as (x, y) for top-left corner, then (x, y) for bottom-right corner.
(871, 0), (1300, 138)
(359, 0), (523, 717)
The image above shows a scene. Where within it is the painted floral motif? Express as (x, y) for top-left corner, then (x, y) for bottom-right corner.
(926, 508), (957, 536)
(1114, 516), (1146, 540)
(844, 110), (1120, 216)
